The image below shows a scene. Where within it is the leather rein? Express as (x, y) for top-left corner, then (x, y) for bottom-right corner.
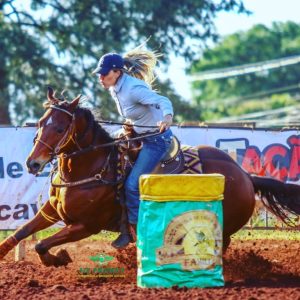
(35, 105), (161, 188)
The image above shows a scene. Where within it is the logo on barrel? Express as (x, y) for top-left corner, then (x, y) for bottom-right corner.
(156, 210), (222, 270)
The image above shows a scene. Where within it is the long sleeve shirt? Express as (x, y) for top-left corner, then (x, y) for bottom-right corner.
(109, 73), (174, 134)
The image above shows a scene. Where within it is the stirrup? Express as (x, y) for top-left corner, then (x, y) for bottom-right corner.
(111, 233), (134, 249)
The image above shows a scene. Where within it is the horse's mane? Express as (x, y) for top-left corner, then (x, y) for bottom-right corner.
(43, 99), (113, 143)
(78, 107), (113, 143)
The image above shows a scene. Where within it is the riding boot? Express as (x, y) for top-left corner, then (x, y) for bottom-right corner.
(111, 232), (134, 249)
(111, 203), (134, 249)
(112, 223), (137, 249)
(111, 221), (134, 249)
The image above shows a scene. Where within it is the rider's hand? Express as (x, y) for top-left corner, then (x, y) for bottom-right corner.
(157, 114), (173, 133)
(122, 119), (134, 136)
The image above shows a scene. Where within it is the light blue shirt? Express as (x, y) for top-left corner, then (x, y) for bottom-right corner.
(109, 73), (174, 134)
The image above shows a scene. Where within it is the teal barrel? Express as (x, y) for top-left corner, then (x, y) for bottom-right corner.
(137, 174), (225, 288)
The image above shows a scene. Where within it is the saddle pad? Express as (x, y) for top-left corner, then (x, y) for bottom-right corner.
(181, 146), (203, 174)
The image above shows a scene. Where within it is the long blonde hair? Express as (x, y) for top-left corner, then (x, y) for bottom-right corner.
(123, 44), (162, 88)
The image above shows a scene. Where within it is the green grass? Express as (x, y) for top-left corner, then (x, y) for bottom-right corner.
(232, 229), (300, 240)
(0, 229), (118, 242)
(1, 228), (299, 242)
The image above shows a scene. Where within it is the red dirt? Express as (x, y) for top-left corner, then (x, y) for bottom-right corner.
(0, 239), (299, 299)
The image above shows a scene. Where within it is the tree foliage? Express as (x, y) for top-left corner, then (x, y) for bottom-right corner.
(0, 0), (247, 124)
(190, 21), (300, 121)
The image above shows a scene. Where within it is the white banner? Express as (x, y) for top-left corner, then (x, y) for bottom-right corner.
(0, 127), (51, 230)
(0, 126), (299, 229)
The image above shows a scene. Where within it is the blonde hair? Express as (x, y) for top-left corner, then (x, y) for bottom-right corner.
(123, 44), (162, 88)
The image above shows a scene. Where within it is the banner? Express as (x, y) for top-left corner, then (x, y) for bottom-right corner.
(0, 127), (51, 229)
(0, 126), (299, 229)
(174, 126), (300, 184)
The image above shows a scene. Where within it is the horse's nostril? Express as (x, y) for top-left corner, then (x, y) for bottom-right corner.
(27, 160), (41, 173)
(32, 162), (41, 170)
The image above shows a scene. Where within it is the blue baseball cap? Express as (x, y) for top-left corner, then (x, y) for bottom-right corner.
(92, 53), (124, 75)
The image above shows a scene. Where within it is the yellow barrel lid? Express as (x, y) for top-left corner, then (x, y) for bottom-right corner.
(139, 174), (225, 202)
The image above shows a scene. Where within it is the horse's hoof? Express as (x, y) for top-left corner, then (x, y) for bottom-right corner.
(38, 253), (56, 267)
(54, 249), (73, 266)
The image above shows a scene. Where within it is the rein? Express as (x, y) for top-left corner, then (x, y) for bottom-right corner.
(39, 104), (160, 187)
(35, 105), (161, 158)
(63, 130), (161, 159)
(97, 120), (158, 128)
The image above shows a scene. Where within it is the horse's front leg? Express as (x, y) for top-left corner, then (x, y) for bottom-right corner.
(0, 200), (59, 260)
(35, 223), (92, 267)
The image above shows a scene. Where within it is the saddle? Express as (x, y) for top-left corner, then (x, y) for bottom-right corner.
(161, 135), (181, 163)
(154, 138), (203, 175)
(153, 135), (184, 174)
(119, 126), (181, 167)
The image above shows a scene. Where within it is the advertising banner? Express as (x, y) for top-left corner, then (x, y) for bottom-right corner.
(0, 127), (51, 229)
(0, 125), (299, 229)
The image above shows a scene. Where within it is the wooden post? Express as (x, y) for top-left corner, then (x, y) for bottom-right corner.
(265, 209), (269, 228)
(32, 233), (37, 241)
(15, 240), (26, 261)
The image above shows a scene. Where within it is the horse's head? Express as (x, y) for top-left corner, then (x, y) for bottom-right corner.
(26, 87), (81, 175)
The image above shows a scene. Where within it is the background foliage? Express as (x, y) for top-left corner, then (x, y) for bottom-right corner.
(190, 21), (300, 121)
(0, 0), (247, 125)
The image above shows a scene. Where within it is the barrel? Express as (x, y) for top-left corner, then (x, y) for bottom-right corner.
(137, 174), (225, 288)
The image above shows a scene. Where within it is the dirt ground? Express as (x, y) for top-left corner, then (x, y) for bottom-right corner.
(0, 238), (299, 300)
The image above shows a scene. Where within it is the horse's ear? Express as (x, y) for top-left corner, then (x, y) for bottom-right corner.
(61, 89), (68, 100)
(69, 94), (81, 111)
(47, 86), (54, 101)
(47, 86), (59, 105)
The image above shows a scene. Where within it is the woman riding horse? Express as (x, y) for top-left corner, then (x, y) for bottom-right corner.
(92, 48), (174, 248)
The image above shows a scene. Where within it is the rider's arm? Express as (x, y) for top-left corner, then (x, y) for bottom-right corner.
(130, 84), (174, 117)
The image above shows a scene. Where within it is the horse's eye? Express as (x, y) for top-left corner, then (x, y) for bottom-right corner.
(56, 127), (64, 134)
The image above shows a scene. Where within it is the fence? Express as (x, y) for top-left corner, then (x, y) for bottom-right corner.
(1, 124), (300, 232)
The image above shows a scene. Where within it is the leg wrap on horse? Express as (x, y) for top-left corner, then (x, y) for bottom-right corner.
(0, 236), (18, 259)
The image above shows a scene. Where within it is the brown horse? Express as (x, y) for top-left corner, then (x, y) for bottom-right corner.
(0, 88), (299, 267)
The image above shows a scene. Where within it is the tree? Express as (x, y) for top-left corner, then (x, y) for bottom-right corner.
(0, 0), (248, 124)
(190, 22), (300, 121)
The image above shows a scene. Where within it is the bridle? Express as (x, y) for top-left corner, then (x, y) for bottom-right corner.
(34, 105), (74, 158)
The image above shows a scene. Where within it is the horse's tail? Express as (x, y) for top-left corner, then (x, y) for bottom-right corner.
(250, 175), (300, 225)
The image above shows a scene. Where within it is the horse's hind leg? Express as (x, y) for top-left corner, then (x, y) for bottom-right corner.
(35, 223), (92, 267)
(223, 235), (231, 254)
(0, 200), (59, 259)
